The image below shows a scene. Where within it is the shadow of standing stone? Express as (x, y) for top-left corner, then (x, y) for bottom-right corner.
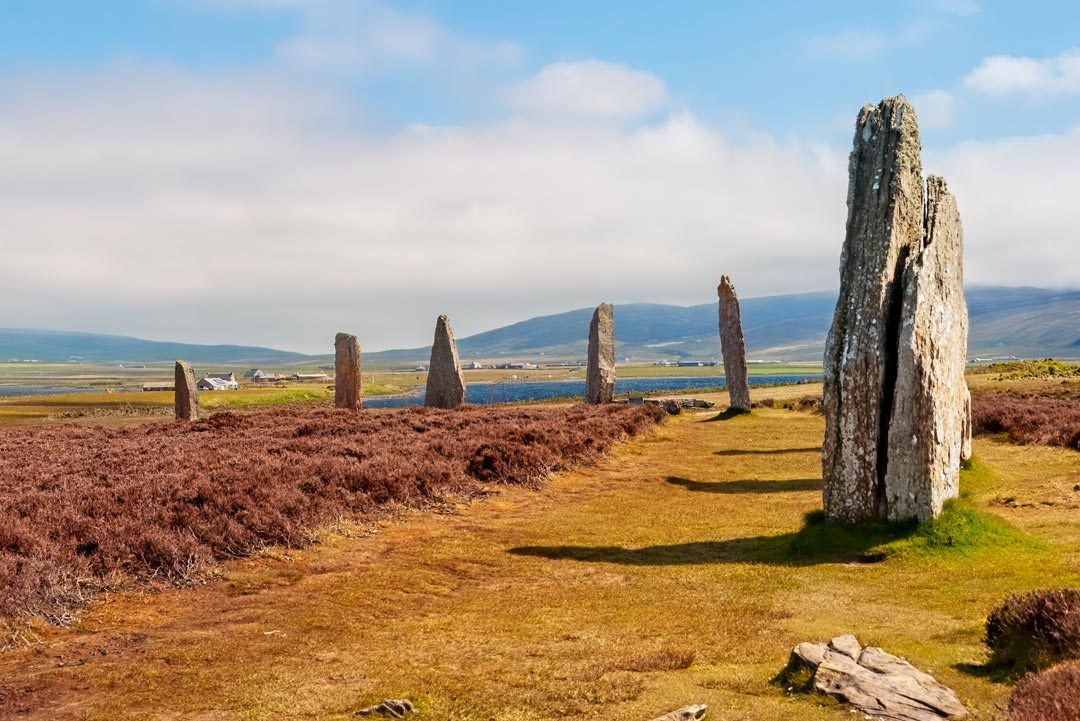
(174, 360), (199, 421)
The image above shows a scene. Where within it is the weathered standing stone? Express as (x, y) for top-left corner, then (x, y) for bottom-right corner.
(425, 315), (466, 409)
(585, 303), (615, 404)
(823, 95), (970, 524)
(822, 95), (926, 523)
(334, 332), (361, 411)
(717, 276), (752, 412)
(884, 177), (969, 522)
(174, 360), (199, 421)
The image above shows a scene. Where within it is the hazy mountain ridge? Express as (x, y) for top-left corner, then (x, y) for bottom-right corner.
(0, 328), (308, 365)
(2, 286), (1076, 365)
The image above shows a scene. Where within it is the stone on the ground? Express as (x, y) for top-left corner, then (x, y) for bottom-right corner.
(822, 94), (925, 523)
(174, 360), (199, 421)
(648, 705), (707, 721)
(334, 332), (361, 411)
(425, 315), (466, 409)
(717, 276), (751, 412)
(356, 699), (416, 717)
(884, 176), (969, 522)
(827, 633), (862, 660)
(783, 635), (967, 721)
(585, 303), (616, 404)
(822, 95), (970, 524)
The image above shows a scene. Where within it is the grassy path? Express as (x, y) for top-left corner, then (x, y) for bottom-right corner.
(2, 396), (1079, 720)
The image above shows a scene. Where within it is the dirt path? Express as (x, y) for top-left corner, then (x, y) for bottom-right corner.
(2, 399), (1077, 720)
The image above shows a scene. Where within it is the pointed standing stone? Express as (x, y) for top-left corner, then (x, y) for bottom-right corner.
(425, 315), (466, 409)
(717, 276), (752, 412)
(334, 332), (361, 411)
(822, 95), (925, 524)
(585, 303), (616, 404)
(174, 360), (199, 421)
(884, 176), (969, 522)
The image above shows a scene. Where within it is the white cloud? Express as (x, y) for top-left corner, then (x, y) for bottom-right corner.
(965, 49), (1080, 97)
(910, 89), (958, 128)
(0, 65), (846, 352)
(505, 60), (668, 119)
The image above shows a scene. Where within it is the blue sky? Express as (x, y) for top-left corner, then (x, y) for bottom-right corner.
(0, 1), (1077, 351)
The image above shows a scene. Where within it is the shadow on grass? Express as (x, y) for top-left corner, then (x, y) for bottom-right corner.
(667, 476), (822, 494)
(703, 408), (752, 422)
(509, 496), (1042, 568)
(952, 661), (1019, 684)
(509, 510), (914, 567)
(714, 447), (821, 457)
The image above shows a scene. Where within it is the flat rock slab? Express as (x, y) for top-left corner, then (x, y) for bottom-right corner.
(784, 636), (966, 721)
(648, 705), (707, 721)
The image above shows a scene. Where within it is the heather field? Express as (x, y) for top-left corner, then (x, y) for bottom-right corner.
(0, 404), (663, 627)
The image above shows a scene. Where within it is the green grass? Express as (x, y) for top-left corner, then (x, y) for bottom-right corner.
(785, 457), (1042, 564)
(972, 358), (1080, 380)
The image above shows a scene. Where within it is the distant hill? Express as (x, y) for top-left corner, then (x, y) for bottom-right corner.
(367, 286), (1080, 364)
(4, 286), (1076, 366)
(0, 329), (309, 365)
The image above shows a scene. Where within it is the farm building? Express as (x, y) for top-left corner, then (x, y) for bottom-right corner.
(197, 377), (239, 391)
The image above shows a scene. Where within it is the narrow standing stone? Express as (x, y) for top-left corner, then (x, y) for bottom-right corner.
(174, 360), (199, 421)
(884, 176), (969, 522)
(585, 303), (615, 404)
(334, 332), (361, 411)
(961, 386), (973, 462)
(822, 95), (925, 523)
(717, 276), (752, 412)
(425, 315), (466, 409)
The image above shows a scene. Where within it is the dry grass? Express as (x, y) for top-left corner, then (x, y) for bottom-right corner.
(1, 382), (1078, 720)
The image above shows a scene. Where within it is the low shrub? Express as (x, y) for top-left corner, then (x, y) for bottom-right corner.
(971, 393), (1080, 451)
(1009, 662), (1080, 721)
(0, 403), (663, 624)
(986, 589), (1080, 674)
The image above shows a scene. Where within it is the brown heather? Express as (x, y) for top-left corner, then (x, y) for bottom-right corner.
(1009, 662), (1080, 721)
(971, 392), (1080, 450)
(0, 403), (663, 624)
(986, 588), (1080, 673)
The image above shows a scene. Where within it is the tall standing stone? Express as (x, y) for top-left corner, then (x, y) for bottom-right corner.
(884, 177), (969, 522)
(425, 315), (466, 409)
(585, 303), (616, 404)
(823, 95), (970, 525)
(334, 332), (361, 411)
(823, 95), (925, 523)
(961, 386), (973, 462)
(717, 276), (752, 412)
(174, 360), (199, 421)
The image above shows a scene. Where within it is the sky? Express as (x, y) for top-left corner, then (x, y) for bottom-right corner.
(1, 0), (1078, 353)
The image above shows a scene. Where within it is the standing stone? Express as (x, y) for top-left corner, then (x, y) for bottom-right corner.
(334, 332), (361, 411)
(425, 315), (466, 409)
(822, 95), (925, 524)
(884, 177), (969, 522)
(585, 303), (615, 404)
(823, 95), (970, 525)
(717, 276), (752, 412)
(174, 360), (199, 421)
